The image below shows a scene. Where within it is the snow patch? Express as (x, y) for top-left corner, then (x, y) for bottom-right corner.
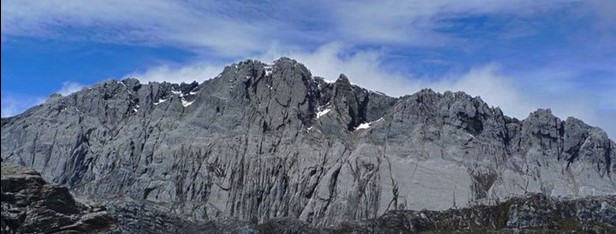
(354, 118), (384, 130)
(182, 99), (195, 107)
(154, 98), (167, 105)
(171, 90), (181, 95)
(356, 122), (371, 130)
(264, 64), (273, 76)
(316, 108), (331, 119)
(189, 91), (199, 95)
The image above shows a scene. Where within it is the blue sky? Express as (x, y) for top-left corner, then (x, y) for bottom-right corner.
(1, 0), (615, 138)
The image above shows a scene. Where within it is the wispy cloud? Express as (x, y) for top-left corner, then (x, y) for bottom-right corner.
(1, 92), (45, 117)
(128, 63), (225, 84)
(1, 0), (273, 56)
(0, 0), (582, 55)
(1, 82), (84, 118)
(57, 82), (85, 96)
(328, 0), (574, 46)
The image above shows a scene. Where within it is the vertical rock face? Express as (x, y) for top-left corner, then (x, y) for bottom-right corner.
(1, 165), (119, 233)
(1, 57), (615, 228)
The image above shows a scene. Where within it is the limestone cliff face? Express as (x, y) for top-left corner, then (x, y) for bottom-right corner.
(1, 58), (615, 228)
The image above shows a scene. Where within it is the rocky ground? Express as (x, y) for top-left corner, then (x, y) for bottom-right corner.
(332, 193), (616, 233)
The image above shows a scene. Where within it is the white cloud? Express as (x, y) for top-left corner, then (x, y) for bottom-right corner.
(0, 0), (582, 55)
(1, 93), (45, 118)
(428, 65), (536, 119)
(1, 82), (84, 118)
(1, 0), (273, 56)
(58, 82), (85, 96)
(127, 63), (225, 84)
(258, 43), (420, 95)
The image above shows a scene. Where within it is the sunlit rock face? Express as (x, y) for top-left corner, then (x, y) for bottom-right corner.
(1, 58), (614, 229)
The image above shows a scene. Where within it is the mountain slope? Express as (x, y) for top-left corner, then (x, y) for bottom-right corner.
(1, 58), (614, 227)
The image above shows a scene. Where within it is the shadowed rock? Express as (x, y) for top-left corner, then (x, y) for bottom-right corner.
(332, 193), (615, 233)
(1, 165), (119, 233)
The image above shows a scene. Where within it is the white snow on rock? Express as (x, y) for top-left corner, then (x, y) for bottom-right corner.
(171, 90), (181, 95)
(316, 108), (331, 119)
(154, 99), (167, 105)
(182, 99), (195, 107)
(264, 64), (273, 76)
(356, 122), (371, 130)
(354, 118), (384, 130)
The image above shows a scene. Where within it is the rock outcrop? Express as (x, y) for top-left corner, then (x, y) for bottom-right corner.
(333, 193), (616, 233)
(1, 165), (119, 233)
(1, 58), (615, 231)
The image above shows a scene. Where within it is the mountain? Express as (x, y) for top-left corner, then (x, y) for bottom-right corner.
(1, 57), (615, 231)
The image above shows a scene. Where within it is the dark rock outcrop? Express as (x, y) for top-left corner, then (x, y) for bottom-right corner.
(332, 193), (616, 233)
(1, 165), (119, 233)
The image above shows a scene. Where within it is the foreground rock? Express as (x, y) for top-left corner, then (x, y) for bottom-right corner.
(333, 193), (616, 233)
(1, 58), (615, 229)
(1, 165), (119, 233)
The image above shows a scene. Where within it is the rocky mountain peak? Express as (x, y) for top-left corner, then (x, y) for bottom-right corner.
(336, 73), (350, 84)
(1, 57), (614, 231)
